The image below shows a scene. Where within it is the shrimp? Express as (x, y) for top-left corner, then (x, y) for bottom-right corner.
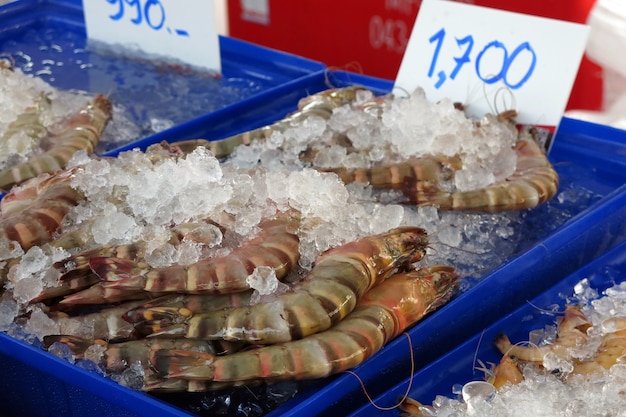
(399, 351), (523, 416)
(570, 316), (626, 376)
(398, 397), (436, 417)
(495, 305), (591, 365)
(0, 94), (112, 191)
(320, 154), (461, 194)
(143, 227), (429, 344)
(42, 334), (238, 392)
(322, 127), (558, 212)
(206, 86), (368, 159)
(55, 219), (224, 275)
(206, 86), (557, 212)
(29, 273), (101, 305)
(490, 354), (524, 390)
(31, 219), (226, 305)
(88, 213), (301, 296)
(58, 284), (160, 306)
(0, 93), (50, 169)
(494, 307), (626, 383)
(144, 139), (213, 159)
(0, 166), (84, 252)
(150, 265), (458, 386)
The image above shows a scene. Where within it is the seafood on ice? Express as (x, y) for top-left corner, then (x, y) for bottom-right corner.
(47, 265), (459, 390)
(494, 304), (626, 383)
(0, 60), (113, 191)
(398, 280), (626, 417)
(129, 226), (428, 344)
(0, 83), (569, 407)
(211, 86), (559, 212)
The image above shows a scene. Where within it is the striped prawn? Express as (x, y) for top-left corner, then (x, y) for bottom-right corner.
(138, 226), (429, 344)
(122, 291), (255, 336)
(46, 299), (148, 342)
(321, 125), (558, 212)
(206, 86), (368, 159)
(0, 93), (50, 169)
(201, 86), (558, 212)
(149, 265), (458, 387)
(0, 94), (112, 191)
(31, 219), (225, 305)
(0, 165), (85, 252)
(69, 212), (301, 303)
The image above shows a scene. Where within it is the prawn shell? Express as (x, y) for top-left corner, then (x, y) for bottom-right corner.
(153, 265), (459, 385)
(147, 227), (428, 344)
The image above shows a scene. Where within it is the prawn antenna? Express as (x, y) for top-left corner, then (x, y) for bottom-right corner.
(324, 63), (365, 89)
(478, 76), (516, 117)
(525, 299), (564, 315)
(391, 85), (411, 99)
(344, 332), (415, 411)
(472, 329), (487, 377)
(427, 239), (482, 256)
(492, 85), (517, 117)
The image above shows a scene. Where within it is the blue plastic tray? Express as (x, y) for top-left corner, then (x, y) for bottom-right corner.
(253, 73), (626, 417)
(2, 66), (626, 416)
(0, 0), (325, 154)
(348, 226), (626, 417)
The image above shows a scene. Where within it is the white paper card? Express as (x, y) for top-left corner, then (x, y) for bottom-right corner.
(83, 0), (221, 72)
(395, 0), (589, 127)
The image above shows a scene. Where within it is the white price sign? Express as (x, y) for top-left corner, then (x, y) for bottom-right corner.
(83, 0), (221, 72)
(395, 0), (589, 127)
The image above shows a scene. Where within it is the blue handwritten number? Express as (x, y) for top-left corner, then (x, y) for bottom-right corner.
(426, 28), (537, 90)
(428, 28), (445, 78)
(107, 0), (124, 20)
(125, 0), (142, 25)
(450, 35), (473, 80)
(475, 40), (536, 89)
(144, 0), (165, 30)
(106, 0), (168, 33)
(503, 42), (536, 89)
(475, 40), (507, 85)
(428, 28), (447, 88)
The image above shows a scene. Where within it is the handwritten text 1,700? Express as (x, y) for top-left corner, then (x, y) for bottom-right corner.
(428, 28), (536, 90)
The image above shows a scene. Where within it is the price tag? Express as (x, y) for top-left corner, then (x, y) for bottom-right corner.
(395, 0), (589, 128)
(82, 0), (221, 72)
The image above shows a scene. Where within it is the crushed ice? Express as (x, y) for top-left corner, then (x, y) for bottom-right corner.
(247, 266), (290, 305)
(421, 279), (626, 417)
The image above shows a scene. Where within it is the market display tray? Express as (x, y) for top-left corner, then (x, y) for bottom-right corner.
(1, 66), (626, 416)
